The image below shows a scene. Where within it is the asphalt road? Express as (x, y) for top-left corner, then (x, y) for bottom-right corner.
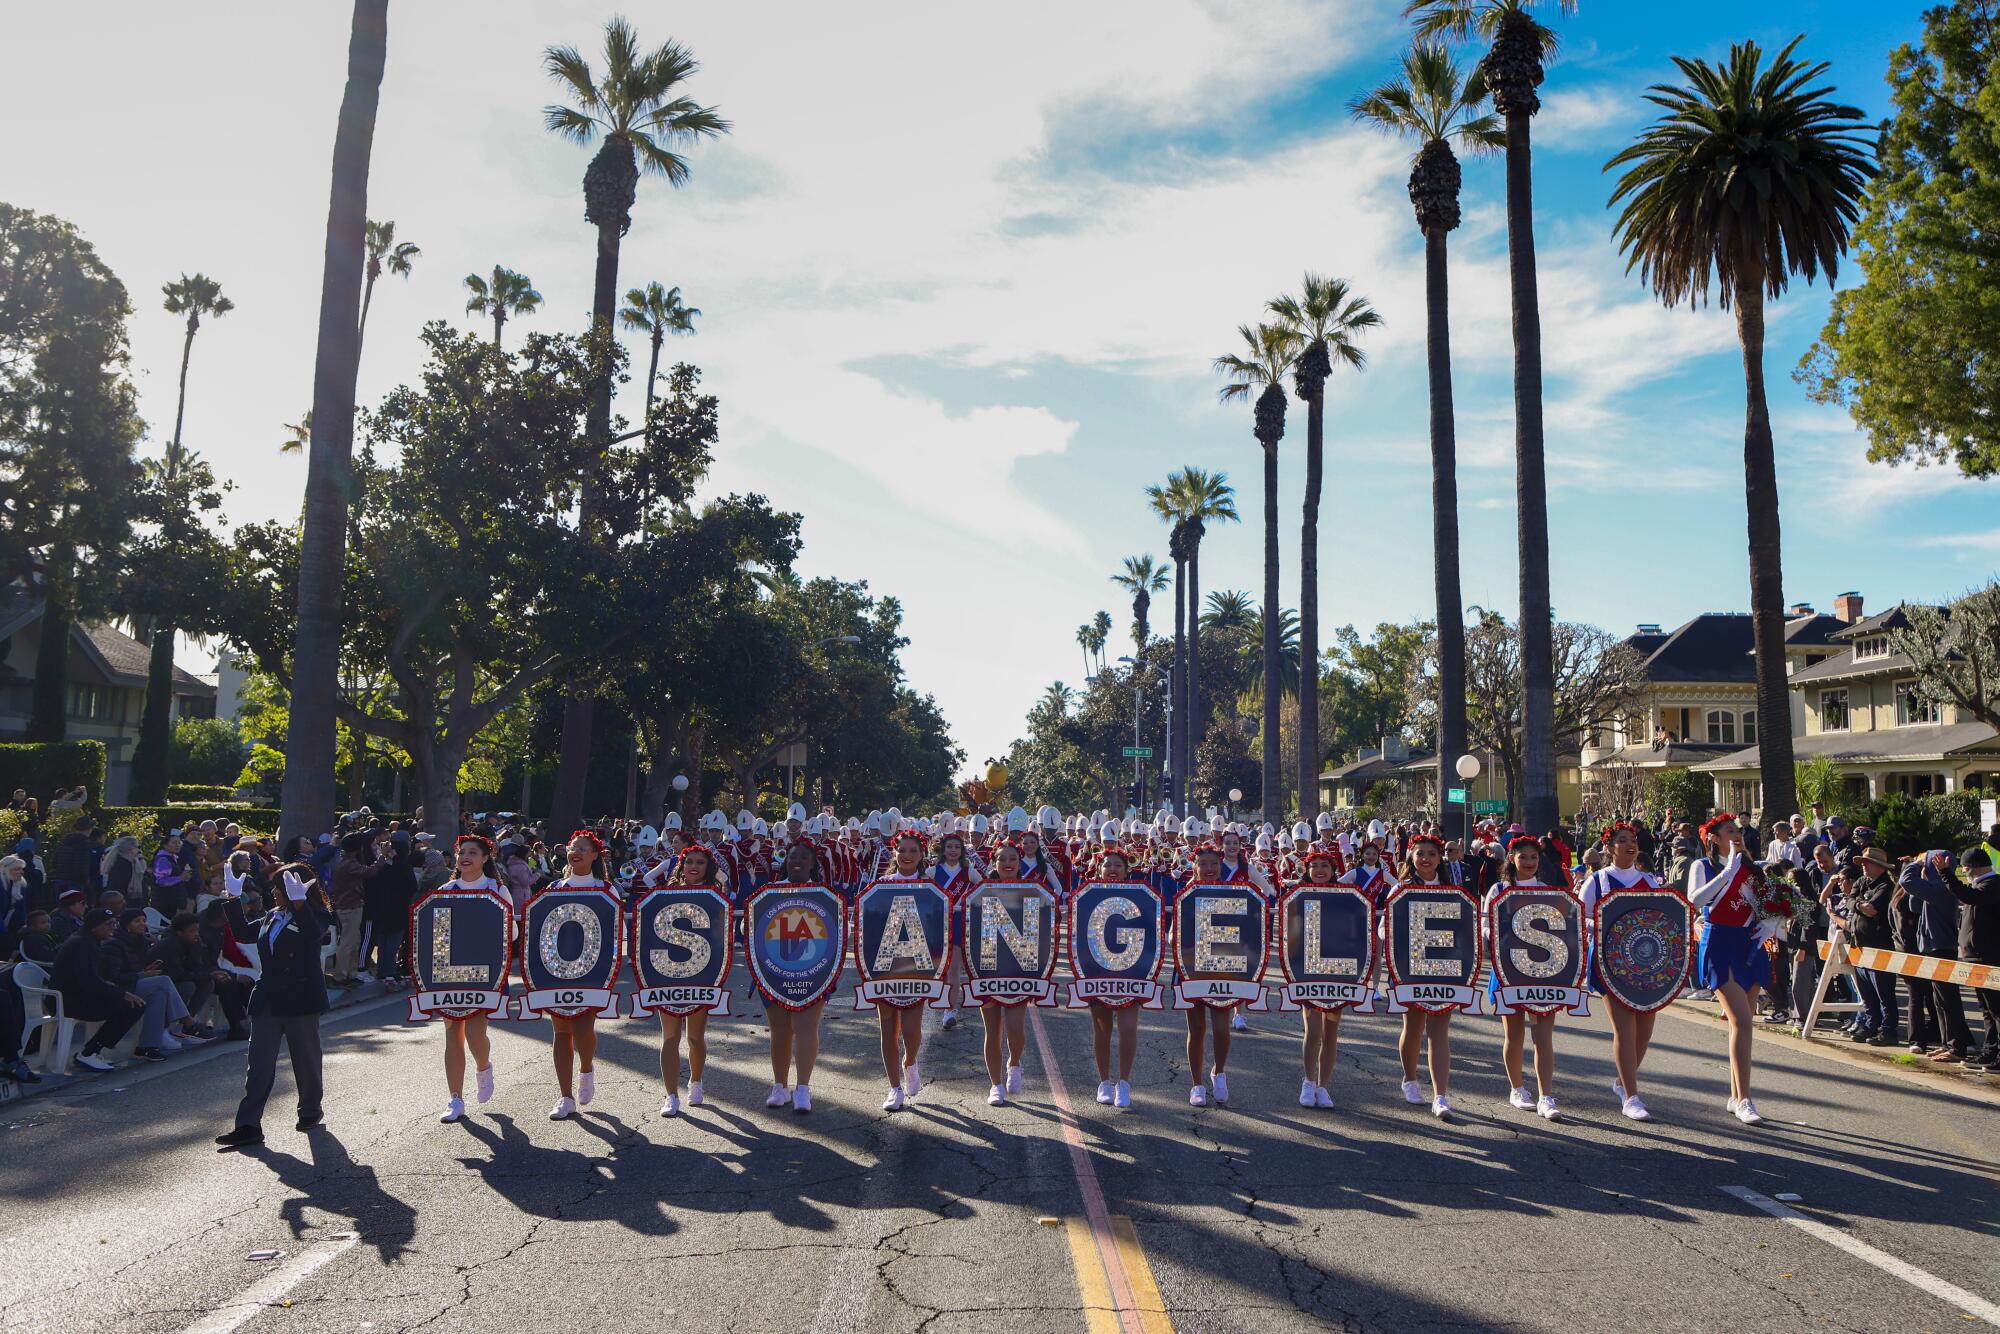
(2, 973), (1995, 1334)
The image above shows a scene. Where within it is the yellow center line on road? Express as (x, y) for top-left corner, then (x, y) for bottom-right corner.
(1111, 1215), (1173, 1334)
(1065, 1217), (1123, 1334)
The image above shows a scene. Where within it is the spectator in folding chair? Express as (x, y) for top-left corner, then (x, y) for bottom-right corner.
(103, 908), (203, 1056)
(15, 908), (57, 965)
(51, 909), (149, 1071)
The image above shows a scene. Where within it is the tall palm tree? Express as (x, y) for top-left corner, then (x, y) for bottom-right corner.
(1607, 36), (1870, 825)
(1076, 623), (1095, 681)
(1240, 607), (1302, 705)
(462, 266), (543, 345)
(619, 281), (700, 423)
(1202, 589), (1256, 632)
(1268, 273), (1383, 820)
(543, 17), (729, 832)
(278, 412), (312, 456)
(1148, 468), (1238, 813)
(1110, 554), (1169, 654)
(283, 0), (388, 845)
(1165, 518), (1189, 812)
(160, 274), (233, 477)
(1041, 682), (1076, 716)
(1410, 0), (1573, 832)
(1215, 322), (1301, 817)
(1352, 41), (1503, 835)
(1090, 609), (1113, 674)
(357, 219), (419, 353)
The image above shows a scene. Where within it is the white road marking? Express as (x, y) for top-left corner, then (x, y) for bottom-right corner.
(1720, 1186), (2000, 1327)
(174, 1234), (360, 1334)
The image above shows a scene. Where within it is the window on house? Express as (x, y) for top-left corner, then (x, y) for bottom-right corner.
(1854, 635), (1890, 660)
(1894, 682), (1940, 727)
(1821, 689), (1849, 731)
(66, 684), (102, 721)
(1742, 710), (1757, 744)
(1705, 710), (1736, 745)
(1887, 772), (1943, 797)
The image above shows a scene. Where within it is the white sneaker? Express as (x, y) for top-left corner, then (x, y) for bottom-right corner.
(1725, 1096), (1742, 1115)
(1734, 1098), (1764, 1126)
(1300, 1078), (1317, 1107)
(987, 1084), (1005, 1106)
(550, 1097), (576, 1121)
(940, 1009), (959, 1031)
(765, 1084), (790, 1108)
(1432, 1095), (1453, 1119)
(1096, 1080), (1115, 1105)
(1611, 1080), (1626, 1103)
(1189, 1085), (1208, 1107)
(883, 1086), (906, 1112)
(687, 1080), (704, 1106)
(475, 1065), (494, 1104)
(75, 1052), (116, 1072)
(1114, 1081), (1132, 1109)
(159, 1033), (183, 1052)
(1509, 1086), (1536, 1111)
(1537, 1095), (1561, 1121)
(1690, 988), (1716, 1001)
(903, 1063), (921, 1097)
(1230, 1012), (1248, 1032)
(1622, 1095), (1651, 1121)
(659, 1093), (681, 1117)
(578, 1071), (594, 1106)
(1401, 1079), (1425, 1105)
(1313, 1085), (1334, 1110)
(1006, 1065), (1023, 1094)
(1210, 1072), (1229, 1104)
(792, 1086), (813, 1114)
(440, 1098), (465, 1124)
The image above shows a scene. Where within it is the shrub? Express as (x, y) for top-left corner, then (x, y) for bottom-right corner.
(98, 804), (283, 842)
(1646, 766), (1715, 819)
(169, 718), (247, 787)
(1863, 791), (1979, 858)
(0, 740), (109, 807)
(166, 783), (240, 803)
(0, 807), (24, 853)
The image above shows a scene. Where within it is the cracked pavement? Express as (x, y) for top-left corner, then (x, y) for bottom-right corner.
(0, 975), (1993, 1333)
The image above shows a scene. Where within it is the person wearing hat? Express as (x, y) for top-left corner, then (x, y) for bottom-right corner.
(215, 867), (333, 1147)
(1844, 844), (1901, 1046)
(1897, 849), (1975, 1063)
(48, 885), (90, 945)
(1942, 845), (2000, 1070)
(51, 908), (149, 1071)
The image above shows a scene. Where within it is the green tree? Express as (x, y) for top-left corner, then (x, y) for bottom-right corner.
(1214, 322), (1300, 818)
(1410, 0), (1575, 834)
(1351, 40), (1502, 836)
(1202, 589), (1255, 632)
(283, 0), (389, 846)
(158, 274), (232, 479)
(1110, 554), (1169, 655)
(462, 266), (543, 346)
(1646, 766), (1717, 822)
(1800, 2), (2000, 478)
(357, 218), (418, 354)
(170, 716), (247, 787)
(1148, 467), (1237, 815)
(1893, 580), (2000, 732)
(1325, 620), (1434, 761)
(1608, 35), (1872, 826)
(542, 17), (729, 831)
(619, 281), (699, 426)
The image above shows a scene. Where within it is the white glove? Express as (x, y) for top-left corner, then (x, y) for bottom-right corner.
(224, 865), (246, 898)
(282, 870), (310, 903)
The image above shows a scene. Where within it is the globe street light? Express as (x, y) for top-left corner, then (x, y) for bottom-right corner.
(1454, 754), (1481, 848)
(1455, 754), (1481, 779)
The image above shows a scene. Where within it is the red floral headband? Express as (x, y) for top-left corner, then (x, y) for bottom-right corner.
(1700, 812), (1738, 840)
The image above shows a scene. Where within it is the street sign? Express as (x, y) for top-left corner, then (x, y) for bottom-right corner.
(1445, 786), (1467, 803)
(1473, 800), (1507, 816)
(1122, 746), (1154, 757)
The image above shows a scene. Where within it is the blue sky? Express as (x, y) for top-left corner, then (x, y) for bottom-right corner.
(4, 1), (1991, 773)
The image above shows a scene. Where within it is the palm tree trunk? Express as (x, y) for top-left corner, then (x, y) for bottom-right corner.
(128, 625), (176, 803)
(27, 590), (70, 742)
(646, 331), (663, 423)
(357, 272), (378, 353)
(1737, 280), (1794, 824)
(1187, 540), (1203, 807)
(1426, 225), (1467, 835)
(1261, 440), (1281, 820)
(549, 211), (626, 832)
(1171, 553), (1186, 815)
(1504, 107), (1557, 835)
(281, 0), (388, 849)
(493, 308), (506, 347)
(170, 322), (195, 464)
(1298, 381), (1323, 823)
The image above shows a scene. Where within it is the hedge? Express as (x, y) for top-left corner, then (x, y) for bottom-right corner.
(99, 805), (283, 841)
(166, 783), (241, 803)
(0, 740), (108, 806)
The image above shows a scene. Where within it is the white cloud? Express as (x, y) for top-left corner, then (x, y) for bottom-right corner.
(1536, 83), (1650, 151)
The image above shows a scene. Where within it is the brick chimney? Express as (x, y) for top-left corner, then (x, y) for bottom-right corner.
(1834, 591), (1864, 624)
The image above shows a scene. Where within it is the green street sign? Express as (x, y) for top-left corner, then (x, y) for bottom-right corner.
(1445, 786), (1467, 804)
(1472, 800), (1508, 816)
(1122, 746), (1154, 758)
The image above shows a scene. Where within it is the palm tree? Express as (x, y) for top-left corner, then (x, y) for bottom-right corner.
(279, 412), (312, 456)
(619, 281), (700, 424)
(160, 274), (233, 476)
(1352, 41), (1503, 835)
(1148, 467), (1238, 813)
(1110, 555), (1169, 654)
(1076, 623), (1095, 681)
(1165, 518), (1189, 812)
(1041, 682), (1077, 716)
(282, 0), (388, 845)
(357, 219), (419, 353)
(1268, 273), (1383, 821)
(1410, 0), (1573, 833)
(543, 17), (729, 831)
(1202, 590), (1256, 631)
(1241, 607), (1302, 705)
(1216, 322), (1301, 817)
(462, 266), (543, 345)
(1607, 36), (1870, 825)
(1090, 609), (1113, 674)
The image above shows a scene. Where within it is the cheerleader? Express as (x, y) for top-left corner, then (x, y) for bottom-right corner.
(1392, 835), (1462, 1119)
(1083, 846), (1143, 1110)
(976, 840), (1036, 1106)
(654, 843), (723, 1116)
(544, 831), (609, 1121)
(435, 835), (500, 1125)
(1340, 837), (1393, 897)
(1579, 823), (1662, 1121)
(1293, 847), (1346, 1109)
(761, 841), (832, 1113)
(875, 830), (932, 1111)
(1689, 814), (1770, 1125)
(1182, 844), (1239, 1106)
(1486, 837), (1567, 1121)
(932, 829), (983, 1034)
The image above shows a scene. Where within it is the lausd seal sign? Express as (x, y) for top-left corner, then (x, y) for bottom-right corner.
(1172, 882), (1269, 1009)
(958, 880), (1059, 1006)
(1593, 887), (1692, 1013)
(628, 885), (734, 1017)
(745, 883), (846, 1011)
(1383, 883), (1481, 1013)
(516, 884), (623, 1019)
(1066, 880), (1164, 1009)
(1487, 886), (1589, 1015)
(1279, 885), (1377, 1011)
(853, 877), (952, 1009)
(408, 886), (513, 1020)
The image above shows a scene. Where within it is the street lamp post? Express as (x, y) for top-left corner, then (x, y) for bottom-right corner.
(672, 772), (688, 824)
(1118, 655), (1143, 812)
(1455, 753), (1482, 850)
